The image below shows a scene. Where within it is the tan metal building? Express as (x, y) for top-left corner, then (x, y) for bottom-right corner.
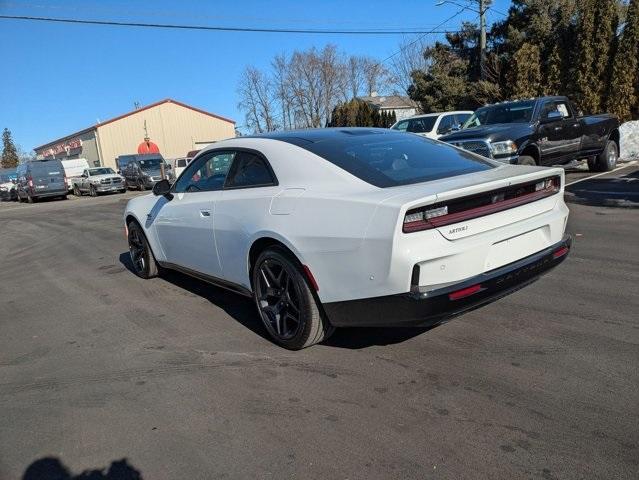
(34, 99), (235, 169)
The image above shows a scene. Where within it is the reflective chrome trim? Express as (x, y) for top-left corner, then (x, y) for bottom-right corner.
(446, 138), (493, 159)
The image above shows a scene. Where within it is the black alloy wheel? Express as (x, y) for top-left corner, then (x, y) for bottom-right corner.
(253, 247), (334, 349)
(127, 221), (158, 279)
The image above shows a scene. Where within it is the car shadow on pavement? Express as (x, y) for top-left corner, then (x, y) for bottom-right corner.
(119, 252), (437, 349)
(22, 456), (142, 480)
(566, 168), (639, 208)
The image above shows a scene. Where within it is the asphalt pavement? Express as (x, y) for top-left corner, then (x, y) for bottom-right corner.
(0, 167), (637, 480)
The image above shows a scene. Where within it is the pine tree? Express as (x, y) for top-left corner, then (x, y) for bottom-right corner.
(1, 128), (19, 169)
(544, 43), (563, 96)
(607, 0), (639, 121)
(574, 0), (598, 113)
(590, 0), (619, 111)
(507, 43), (542, 99)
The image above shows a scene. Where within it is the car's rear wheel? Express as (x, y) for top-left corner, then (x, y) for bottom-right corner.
(590, 140), (618, 172)
(127, 221), (158, 279)
(252, 247), (334, 350)
(73, 185), (82, 196)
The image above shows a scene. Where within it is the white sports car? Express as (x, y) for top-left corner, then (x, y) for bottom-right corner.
(124, 128), (571, 349)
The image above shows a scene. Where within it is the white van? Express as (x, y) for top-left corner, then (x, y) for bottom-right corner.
(390, 111), (474, 139)
(61, 158), (90, 191)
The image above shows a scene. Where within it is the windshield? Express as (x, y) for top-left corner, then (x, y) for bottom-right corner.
(280, 130), (494, 188)
(463, 100), (535, 128)
(89, 168), (115, 175)
(138, 158), (162, 170)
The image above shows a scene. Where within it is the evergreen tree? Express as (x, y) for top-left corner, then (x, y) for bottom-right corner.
(544, 43), (563, 96)
(507, 43), (541, 98)
(574, 0), (598, 113)
(590, 0), (619, 111)
(390, 111), (397, 125)
(607, 0), (639, 121)
(1, 128), (19, 169)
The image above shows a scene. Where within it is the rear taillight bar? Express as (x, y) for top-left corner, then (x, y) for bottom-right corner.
(403, 176), (561, 233)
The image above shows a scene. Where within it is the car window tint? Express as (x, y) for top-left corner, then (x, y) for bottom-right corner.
(556, 102), (571, 118)
(456, 113), (471, 125)
(407, 117), (437, 133)
(283, 131), (493, 188)
(173, 151), (236, 193)
(392, 120), (409, 132)
(225, 152), (275, 188)
(437, 115), (455, 134)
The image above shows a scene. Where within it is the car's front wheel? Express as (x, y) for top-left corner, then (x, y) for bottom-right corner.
(252, 247), (334, 350)
(127, 221), (158, 279)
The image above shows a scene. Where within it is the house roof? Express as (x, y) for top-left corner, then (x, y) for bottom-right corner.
(359, 95), (418, 109)
(34, 98), (235, 151)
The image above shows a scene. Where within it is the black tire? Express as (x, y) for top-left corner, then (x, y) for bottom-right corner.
(73, 185), (82, 196)
(27, 193), (34, 204)
(119, 189), (126, 194)
(89, 185), (98, 197)
(252, 247), (334, 350)
(137, 180), (145, 191)
(589, 140), (618, 172)
(127, 221), (158, 279)
(517, 155), (536, 166)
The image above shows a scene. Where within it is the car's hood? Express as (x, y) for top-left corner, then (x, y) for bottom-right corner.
(91, 174), (123, 181)
(441, 123), (534, 142)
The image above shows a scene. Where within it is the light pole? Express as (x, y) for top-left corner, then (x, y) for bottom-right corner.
(435, 0), (488, 79)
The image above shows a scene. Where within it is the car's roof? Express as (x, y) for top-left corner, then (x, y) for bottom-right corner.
(244, 127), (409, 145)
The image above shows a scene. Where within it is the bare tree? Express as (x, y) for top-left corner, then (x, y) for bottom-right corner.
(388, 37), (428, 94)
(237, 66), (278, 133)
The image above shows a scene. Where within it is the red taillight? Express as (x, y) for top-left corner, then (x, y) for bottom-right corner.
(403, 176), (561, 233)
(553, 246), (569, 259)
(448, 284), (483, 301)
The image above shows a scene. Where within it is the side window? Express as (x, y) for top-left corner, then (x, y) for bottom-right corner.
(456, 113), (471, 126)
(407, 119), (425, 133)
(437, 115), (455, 134)
(556, 102), (571, 118)
(393, 120), (409, 132)
(173, 151), (236, 193)
(540, 101), (558, 119)
(225, 152), (276, 189)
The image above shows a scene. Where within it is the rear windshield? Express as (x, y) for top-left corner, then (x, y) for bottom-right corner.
(284, 132), (494, 188)
(30, 161), (63, 174)
(138, 158), (162, 170)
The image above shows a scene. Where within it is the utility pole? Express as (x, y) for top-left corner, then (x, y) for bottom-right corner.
(436, 0), (488, 79)
(479, 0), (486, 80)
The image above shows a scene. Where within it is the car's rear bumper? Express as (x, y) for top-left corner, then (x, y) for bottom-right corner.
(31, 189), (67, 198)
(323, 235), (571, 328)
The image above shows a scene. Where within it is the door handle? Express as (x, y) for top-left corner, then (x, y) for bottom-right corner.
(200, 210), (211, 217)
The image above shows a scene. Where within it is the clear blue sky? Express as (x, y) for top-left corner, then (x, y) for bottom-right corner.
(0, 0), (510, 152)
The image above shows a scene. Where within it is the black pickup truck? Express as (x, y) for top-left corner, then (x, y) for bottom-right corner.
(440, 96), (620, 172)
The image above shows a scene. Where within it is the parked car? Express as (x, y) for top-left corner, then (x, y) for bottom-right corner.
(16, 159), (68, 203)
(0, 169), (17, 201)
(61, 158), (90, 191)
(71, 167), (126, 196)
(171, 157), (191, 178)
(391, 111), (473, 139)
(123, 155), (173, 190)
(124, 128), (571, 349)
(440, 96), (620, 172)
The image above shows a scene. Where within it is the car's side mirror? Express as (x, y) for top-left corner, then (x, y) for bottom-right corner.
(152, 179), (173, 200)
(540, 111), (562, 124)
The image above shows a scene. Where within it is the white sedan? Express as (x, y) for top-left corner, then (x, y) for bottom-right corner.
(124, 128), (571, 349)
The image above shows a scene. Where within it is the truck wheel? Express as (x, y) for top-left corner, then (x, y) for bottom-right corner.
(127, 221), (159, 279)
(90, 185), (98, 197)
(590, 140), (618, 172)
(27, 194), (34, 204)
(252, 246), (334, 350)
(137, 180), (145, 191)
(517, 155), (536, 166)
(73, 185), (82, 196)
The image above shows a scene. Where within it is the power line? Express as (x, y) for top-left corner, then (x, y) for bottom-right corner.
(0, 14), (468, 35)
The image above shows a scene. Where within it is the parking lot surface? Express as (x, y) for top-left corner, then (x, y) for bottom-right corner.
(0, 167), (637, 479)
